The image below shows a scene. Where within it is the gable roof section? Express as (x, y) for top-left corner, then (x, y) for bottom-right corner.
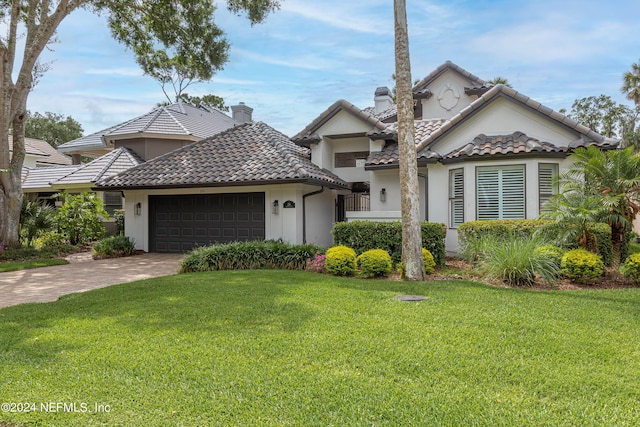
(52, 147), (144, 187)
(415, 84), (618, 153)
(21, 165), (81, 190)
(9, 136), (72, 165)
(412, 60), (487, 99)
(96, 122), (349, 190)
(292, 100), (387, 146)
(442, 132), (567, 164)
(58, 102), (238, 153)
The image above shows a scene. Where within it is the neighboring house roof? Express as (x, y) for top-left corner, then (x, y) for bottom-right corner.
(292, 99), (387, 146)
(21, 165), (81, 191)
(9, 135), (72, 166)
(362, 105), (398, 122)
(96, 122), (349, 190)
(415, 84), (618, 153)
(58, 102), (238, 154)
(442, 132), (568, 163)
(52, 147), (144, 187)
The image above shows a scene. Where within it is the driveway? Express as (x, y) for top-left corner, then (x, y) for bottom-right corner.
(0, 252), (183, 309)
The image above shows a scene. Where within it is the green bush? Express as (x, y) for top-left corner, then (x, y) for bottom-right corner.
(33, 231), (75, 255)
(325, 245), (357, 276)
(480, 235), (559, 286)
(179, 240), (323, 273)
(533, 245), (565, 269)
(561, 249), (604, 282)
(332, 221), (446, 266)
(357, 249), (392, 278)
(621, 253), (640, 283)
(92, 236), (136, 259)
(422, 248), (436, 274)
(458, 219), (614, 266)
(55, 192), (108, 245)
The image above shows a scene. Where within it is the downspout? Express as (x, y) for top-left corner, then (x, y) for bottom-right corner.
(302, 187), (325, 244)
(418, 172), (428, 221)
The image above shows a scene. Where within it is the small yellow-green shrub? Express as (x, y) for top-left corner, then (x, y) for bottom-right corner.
(325, 245), (357, 276)
(534, 245), (565, 268)
(560, 249), (604, 282)
(357, 249), (392, 278)
(422, 248), (436, 274)
(621, 253), (640, 283)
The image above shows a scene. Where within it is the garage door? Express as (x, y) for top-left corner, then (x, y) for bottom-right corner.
(149, 193), (265, 253)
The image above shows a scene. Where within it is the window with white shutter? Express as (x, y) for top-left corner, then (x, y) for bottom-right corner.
(449, 168), (464, 228)
(476, 165), (525, 220)
(538, 163), (558, 212)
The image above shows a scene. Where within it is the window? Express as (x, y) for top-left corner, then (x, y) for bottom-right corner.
(476, 165), (525, 220)
(103, 192), (123, 217)
(449, 168), (464, 228)
(334, 151), (369, 168)
(538, 163), (559, 212)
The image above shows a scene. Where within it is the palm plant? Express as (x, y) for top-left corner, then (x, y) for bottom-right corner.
(19, 200), (55, 247)
(622, 60), (640, 105)
(558, 146), (640, 268)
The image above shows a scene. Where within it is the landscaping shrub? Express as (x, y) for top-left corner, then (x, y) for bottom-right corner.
(19, 199), (55, 246)
(458, 219), (614, 266)
(357, 249), (392, 278)
(332, 220), (446, 266)
(560, 249), (604, 282)
(55, 192), (108, 245)
(179, 240), (323, 273)
(479, 235), (559, 286)
(34, 231), (75, 256)
(305, 253), (327, 273)
(621, 253), (640, 283)
(92, 236), (136, 259)
(422, 248), (436, 274)
(325, 245), (357, 276)
(533, 245), (565, 269)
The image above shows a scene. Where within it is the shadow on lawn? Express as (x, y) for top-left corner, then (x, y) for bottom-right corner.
(0, 270), (319, 365)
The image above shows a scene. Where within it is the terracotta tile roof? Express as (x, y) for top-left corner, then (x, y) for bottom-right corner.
(10, 136), (72, 166)
(365, 142), (440, 169)
(443, 132), (567, 163)
(53, 147), (144, 186)
(292, 99), (387, 146)
(413, 60), (487, 97)
(415, 84), (619, 152)
(21, 165), (81, 190)
(362, 105), (398, 122)
(58, 102), (238, 154)
(96, 122), (349, 190)
(367, 118), (446, 141)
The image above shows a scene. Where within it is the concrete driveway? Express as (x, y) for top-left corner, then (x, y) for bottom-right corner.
(0, 252), (183, 309)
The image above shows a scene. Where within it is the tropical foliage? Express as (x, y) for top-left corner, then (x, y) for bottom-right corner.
(622, 60), (640, 105)
(55, 192), (109, 246)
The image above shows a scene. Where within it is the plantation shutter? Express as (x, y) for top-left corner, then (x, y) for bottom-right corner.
(476, 165), (525, 220)
(538, 163), (558, 212)
(449, 168), (464, 227)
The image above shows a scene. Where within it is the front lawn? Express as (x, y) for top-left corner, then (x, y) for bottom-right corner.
(0, 259), (69, 273)
(1, 271), (639, 426)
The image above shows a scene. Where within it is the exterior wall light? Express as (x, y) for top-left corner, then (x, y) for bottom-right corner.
(272, 200), (279, 215)
(134, 202), (142, 216)
(380, 188), (386, 203)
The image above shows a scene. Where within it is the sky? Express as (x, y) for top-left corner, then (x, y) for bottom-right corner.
(23, 0), (640, 138)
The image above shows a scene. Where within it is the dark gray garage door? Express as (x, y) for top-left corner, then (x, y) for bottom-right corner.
(149, 193), (265, 253)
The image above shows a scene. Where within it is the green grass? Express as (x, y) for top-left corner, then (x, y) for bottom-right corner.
(1, 271), (639, 426)
(0, 258), (69, 272)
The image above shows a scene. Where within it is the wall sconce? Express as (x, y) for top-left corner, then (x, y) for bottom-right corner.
(272, 200), (279, 215)
(380, 188), (386, 203)
(134, 202), (142, 216)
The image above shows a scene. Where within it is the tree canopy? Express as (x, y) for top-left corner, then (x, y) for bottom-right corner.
(25, 111), (83, 147)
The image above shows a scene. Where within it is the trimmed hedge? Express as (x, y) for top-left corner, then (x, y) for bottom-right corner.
(422, 248), (436, 275)
(458, 219), (615, 266)
(332, 221), (446, 266)
(179, 240), (324, 273)
(357, 249), (392, 278)
(561, 249), (604, 282)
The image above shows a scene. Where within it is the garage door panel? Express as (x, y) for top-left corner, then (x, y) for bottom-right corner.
(150, 193), (265, 253)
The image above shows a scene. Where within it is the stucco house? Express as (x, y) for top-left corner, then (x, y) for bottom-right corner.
(95, 61), (617, 253)
(23, 101), (243, 213)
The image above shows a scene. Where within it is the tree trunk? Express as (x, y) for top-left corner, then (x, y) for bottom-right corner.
(394, 0), (425, 281)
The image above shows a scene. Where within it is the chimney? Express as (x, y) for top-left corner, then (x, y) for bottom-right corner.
(374, 87), (394, 114)
(231, 102), (253, 124)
